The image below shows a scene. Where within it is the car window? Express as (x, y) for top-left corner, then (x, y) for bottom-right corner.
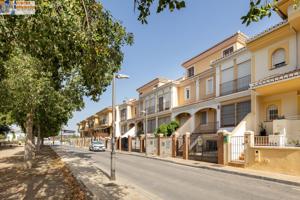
(92, 141), (103, 145)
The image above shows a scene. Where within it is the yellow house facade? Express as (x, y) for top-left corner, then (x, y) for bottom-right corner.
(172, 32), (248, 136)
(248, 0), (300, 144)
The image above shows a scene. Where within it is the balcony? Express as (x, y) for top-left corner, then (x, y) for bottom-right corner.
(193, 122), (219, 134)
(147, 106), (155, 115)
(158, 101), (171, 112)
(220, 75), (251, 96)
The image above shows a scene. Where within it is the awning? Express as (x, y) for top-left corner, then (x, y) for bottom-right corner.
(121, 127), (136, 138)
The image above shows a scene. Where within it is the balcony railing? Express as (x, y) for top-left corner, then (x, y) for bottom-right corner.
(158, 101), (171, 112)
(147, 106), (155, 115)
(193, 122), (219, 134)
(220, 75), (251, 96)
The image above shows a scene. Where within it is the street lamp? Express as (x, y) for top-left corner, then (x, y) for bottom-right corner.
(111, 73), (129, 181)
(141, 110), (148, 156)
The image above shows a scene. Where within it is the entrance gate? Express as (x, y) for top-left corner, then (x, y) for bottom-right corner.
(230, 136), (244, 161)
(189, 134), (218, 163)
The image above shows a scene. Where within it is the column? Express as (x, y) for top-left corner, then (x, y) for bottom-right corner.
(172, 134), (177, 157)
(217, 131), (230, 165)
(182, 132), (190, 160)
(128, 136), (132, 152)
(196, 78), (200, 100)
(244, 131), (254, 167)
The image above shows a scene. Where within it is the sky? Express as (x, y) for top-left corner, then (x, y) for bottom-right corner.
(67, 0), (282, 132)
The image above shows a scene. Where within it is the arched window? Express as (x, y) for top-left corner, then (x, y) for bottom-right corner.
(267, 105), (278, 121)
(272, 48), (286, 68)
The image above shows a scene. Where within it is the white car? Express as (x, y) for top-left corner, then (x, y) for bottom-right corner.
(89, 141), (105, 152)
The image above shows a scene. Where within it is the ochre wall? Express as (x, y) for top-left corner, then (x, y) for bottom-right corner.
(247, 147), (300, 176)
(178, 81), (196, 106)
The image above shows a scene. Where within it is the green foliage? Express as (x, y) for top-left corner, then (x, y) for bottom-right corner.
(134, 0), (186, 24)
(0, 1), (133, 142)
(155, 120), (179, 137)
(242, 0), (300, 26)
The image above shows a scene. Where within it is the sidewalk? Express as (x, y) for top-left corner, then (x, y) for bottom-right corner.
(115, 150), (300, 187)
(0, 145), (87, 200)
(53, 146), (161, 200)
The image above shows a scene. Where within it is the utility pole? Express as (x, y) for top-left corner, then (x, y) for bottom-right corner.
(110, 73), (129, 181)
(111, 74), (116, 181)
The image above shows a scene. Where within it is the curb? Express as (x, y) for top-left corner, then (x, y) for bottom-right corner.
(51, 147), (95, 200)
(115, 150), (300, 187)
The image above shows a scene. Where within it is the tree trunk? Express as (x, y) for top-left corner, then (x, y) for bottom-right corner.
(24, 112), (35, 161)
(36, 124), (41, 153)
(41, 137), (44, 146)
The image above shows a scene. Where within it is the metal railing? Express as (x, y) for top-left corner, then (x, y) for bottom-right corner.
(193, 122), (219, 134)
(147, 106), (155, 114)
(230, 136), (244, 161)
(220, 75), (251, 96)
(158, 101), (171, 112)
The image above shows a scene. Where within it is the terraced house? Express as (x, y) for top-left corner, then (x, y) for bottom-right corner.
(77, 0), (300, 172)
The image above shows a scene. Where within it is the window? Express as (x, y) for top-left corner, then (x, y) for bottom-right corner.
(221, 104), (235, 127)
(158, 96), (164, 112)
(147, 118), (156, 133)
(187, 67), (194, 77)
(158, 116), (171, 126)
(237, 60), (251, 91)
(236, 101), (251, 124)
(223, 46), (234, 57)
(221, 101), (251, 127)
(221, 67), (234, 96)
(272, 48), (286, 69)
(120, 109), (127, 121)
(206, 77), (214, 95)
(184, 87), (190, 100)
(267, 105), (279, 121)
(200, 111), (207, 124)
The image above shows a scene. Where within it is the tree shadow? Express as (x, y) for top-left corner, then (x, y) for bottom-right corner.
(0, 146), (87, 200)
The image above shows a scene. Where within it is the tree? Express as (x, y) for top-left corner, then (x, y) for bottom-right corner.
(242, 0), (300, 26)
(0, 0), (133, 160)
(134, 0), (186, 23)
(155, 121), (179, 137)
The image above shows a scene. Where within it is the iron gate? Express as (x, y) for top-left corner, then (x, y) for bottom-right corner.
(189, 134), (218, 163)
(230, 136), (244, 161)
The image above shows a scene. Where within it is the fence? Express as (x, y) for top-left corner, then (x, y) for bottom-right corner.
(230, 136), (244, 161)
(131, 137), (141, 152)
(254, 135), (287, 147)
(159, 137), (172, 157)
(146, 136), (158, 155)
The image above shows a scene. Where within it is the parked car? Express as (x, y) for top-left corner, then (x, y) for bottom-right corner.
(89, 141), (105, 152)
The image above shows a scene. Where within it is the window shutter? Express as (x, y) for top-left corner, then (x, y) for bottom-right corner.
(272, 49), (286, 67)
(237, 60), (251, 78)
(221, 67), (234, 83)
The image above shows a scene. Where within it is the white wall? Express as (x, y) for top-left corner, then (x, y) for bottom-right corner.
(254, 35), (297, 82)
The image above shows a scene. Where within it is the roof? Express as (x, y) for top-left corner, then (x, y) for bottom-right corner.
(211, 47), (248, 65)
(247, 20), (288, 43)
(136, 77), (171, 93)
(181, 31), (248, 67)
(250, 68), (300, 89)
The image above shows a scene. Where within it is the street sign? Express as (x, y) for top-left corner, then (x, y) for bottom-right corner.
(0, 0), (35, 15)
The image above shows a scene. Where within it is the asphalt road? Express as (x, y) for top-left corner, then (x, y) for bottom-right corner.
(60, 146), (300, 200)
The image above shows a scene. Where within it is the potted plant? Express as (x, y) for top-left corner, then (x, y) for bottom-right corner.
(259, 123), (267, 136)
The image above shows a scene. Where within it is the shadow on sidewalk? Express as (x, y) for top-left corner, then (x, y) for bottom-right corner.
(0, 146), (87, 200)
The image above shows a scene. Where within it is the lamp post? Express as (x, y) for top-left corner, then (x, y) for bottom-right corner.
(111, 73), (129, 181)
(141, 110), (148, 156)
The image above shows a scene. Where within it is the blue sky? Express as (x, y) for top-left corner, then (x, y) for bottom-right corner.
(67, 0), (282, 132)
